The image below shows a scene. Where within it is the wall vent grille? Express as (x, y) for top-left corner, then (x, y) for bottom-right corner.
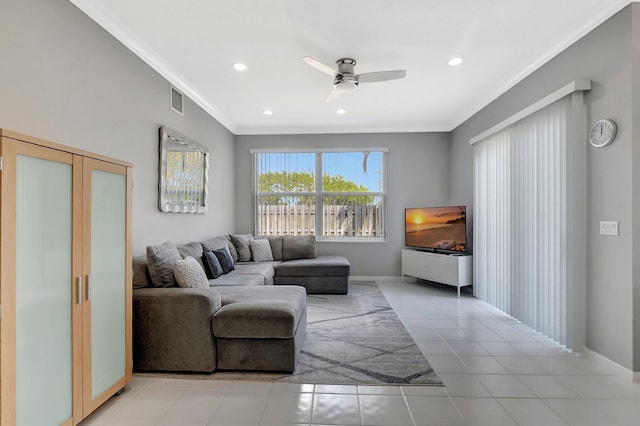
(170, 86), (184, 115)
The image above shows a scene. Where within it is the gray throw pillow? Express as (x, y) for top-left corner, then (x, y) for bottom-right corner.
(229, 233), (254, 262)
(132, 255), (151, 289)
(250, 239), (274, 262)
(282, 235), (317, 260)
(225, 237), (239, 262)
(202, 251), (224, 279)
(146, 241), (181, 287)
(213, 246), (235, 273)
(173, 257), (209, 289)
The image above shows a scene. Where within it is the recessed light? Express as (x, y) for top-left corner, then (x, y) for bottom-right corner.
(448, 57), (463, 66)
(263, 109), (273, 115)
(336, 108), (347, 114)
(233, 62), (247, 71)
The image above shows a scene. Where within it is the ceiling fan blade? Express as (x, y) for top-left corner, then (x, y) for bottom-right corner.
(357, 70), (406, 83)
(302, 56), (337, 77)
(324, 88), (342, 103)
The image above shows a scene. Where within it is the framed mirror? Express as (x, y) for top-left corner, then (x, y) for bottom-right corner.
(158, 126), (209, 213)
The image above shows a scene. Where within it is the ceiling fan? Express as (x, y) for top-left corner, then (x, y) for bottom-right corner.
(302, 56), (406, 102)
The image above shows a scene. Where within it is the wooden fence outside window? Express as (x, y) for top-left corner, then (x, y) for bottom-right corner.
(256, 204), (383, 238)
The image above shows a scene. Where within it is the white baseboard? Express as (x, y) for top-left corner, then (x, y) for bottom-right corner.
(583, 346), (638, 382)
(349, 276), (398, 282)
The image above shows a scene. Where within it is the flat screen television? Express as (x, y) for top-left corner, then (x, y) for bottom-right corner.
(405, 205), (467, 253)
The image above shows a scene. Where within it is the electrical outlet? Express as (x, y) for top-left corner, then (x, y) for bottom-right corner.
(600, 221), (619, 236)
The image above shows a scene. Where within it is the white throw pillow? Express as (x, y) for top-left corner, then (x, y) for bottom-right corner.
(250, 239), (274, 262)
(173, 256), (209, 289)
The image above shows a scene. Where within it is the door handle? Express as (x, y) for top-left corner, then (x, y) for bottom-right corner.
(76, 276), (83, 305)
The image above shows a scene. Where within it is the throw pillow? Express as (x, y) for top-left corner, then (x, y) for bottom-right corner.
(173, 256), (209, 289)
(213, 246), (235, 273)
(132, 255), (151, 289)
(225, 237), (239, 262)
(229, 233), (254, 262)
(282, 235), (317, 260)
(202, 251), (224, 279)
(146, 241), (182, 287)
(250, 239), (274, 262)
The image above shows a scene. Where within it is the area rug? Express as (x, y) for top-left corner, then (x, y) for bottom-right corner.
(137, 281), (442, 386)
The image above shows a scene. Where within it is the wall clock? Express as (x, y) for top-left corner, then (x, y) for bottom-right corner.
(589, 119), (617, 148)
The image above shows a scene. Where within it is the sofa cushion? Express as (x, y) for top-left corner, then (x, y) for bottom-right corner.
(174, 257), (209, 289)
(177, 242), (205, 271)
(209, 274), (265, 287)
(231, 262), (277, 285)
(213, 286), (307, 339)
(201, 236), (238, 263)
(282, 235), (317, 260)
(146, 241), (181, 287)
(229, 233), (254, 262)
(202, 251), (224, 279)
(250, 239), (274, 262)
(213, 246), (235, 274)
(265, 236), (284, 261)
(275, 255), (350, 277)
(132, 255), (151, 288)
(201, 236), (228, 252)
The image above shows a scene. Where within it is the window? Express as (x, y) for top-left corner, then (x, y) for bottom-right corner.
(252, 149), (386, 241)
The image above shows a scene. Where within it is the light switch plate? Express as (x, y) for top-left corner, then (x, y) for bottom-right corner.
(600, 221), (619, 236)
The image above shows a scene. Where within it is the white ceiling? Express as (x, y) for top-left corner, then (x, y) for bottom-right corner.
(70, 0), (632, 135)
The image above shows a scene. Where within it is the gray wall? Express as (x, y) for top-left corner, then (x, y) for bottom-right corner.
(449, 5), (637, 370)
(0, 0), (236, 255)
(632, 4), (640, 372)
(234, 133), (451, 276)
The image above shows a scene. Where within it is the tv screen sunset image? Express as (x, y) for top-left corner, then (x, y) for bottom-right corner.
(405, 206), (466, 251)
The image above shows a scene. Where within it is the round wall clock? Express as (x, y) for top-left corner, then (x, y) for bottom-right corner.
(589, 119), (617, 148)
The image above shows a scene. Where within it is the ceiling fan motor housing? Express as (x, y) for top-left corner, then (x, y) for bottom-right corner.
(334, 58), (358, 91)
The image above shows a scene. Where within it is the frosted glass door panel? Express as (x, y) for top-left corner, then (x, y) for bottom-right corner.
(90, 169), (126, 399)
(15, 155), (73, 425)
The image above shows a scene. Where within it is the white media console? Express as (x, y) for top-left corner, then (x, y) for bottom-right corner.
(401, 249), (473, 297)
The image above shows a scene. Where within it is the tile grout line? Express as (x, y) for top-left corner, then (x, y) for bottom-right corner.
(400, 392), (418, 426)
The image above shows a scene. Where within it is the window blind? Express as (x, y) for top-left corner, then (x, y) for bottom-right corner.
(473, 98), (569, 345)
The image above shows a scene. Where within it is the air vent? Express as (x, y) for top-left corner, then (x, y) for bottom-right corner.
(170, 86), (184, 115)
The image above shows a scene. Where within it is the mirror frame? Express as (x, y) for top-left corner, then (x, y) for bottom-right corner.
(158, 126), (209, 213)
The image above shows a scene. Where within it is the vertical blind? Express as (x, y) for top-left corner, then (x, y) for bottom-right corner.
(473, 98), (568, 345)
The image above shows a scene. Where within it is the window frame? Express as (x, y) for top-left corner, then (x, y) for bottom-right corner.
(251, 148), (388, 241)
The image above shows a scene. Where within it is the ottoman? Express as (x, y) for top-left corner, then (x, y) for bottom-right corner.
(212, 286), (307, 372)
(274, 255), (351, 294)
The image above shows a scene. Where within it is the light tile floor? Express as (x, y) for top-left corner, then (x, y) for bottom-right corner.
(80, 277), (640, 425)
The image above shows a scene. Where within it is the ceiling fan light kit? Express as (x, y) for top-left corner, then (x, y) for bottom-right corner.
(302, 56), (406, 102)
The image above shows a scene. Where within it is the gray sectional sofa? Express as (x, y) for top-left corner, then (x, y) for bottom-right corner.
(132, 234), (350, 373)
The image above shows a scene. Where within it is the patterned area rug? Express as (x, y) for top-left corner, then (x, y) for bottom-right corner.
(138, 282), (442, 386)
